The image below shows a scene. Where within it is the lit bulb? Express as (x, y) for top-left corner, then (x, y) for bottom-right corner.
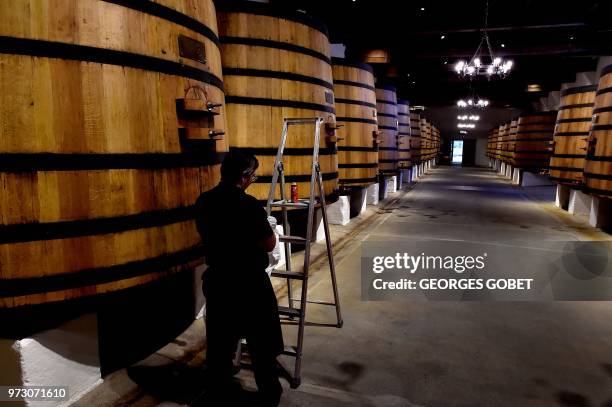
(474, 58), (481, 67)
(487, 66), (494, 75)
(468, 99), (474, 105)
(493, 57), (501, 66)
(455, 60), (465, 73)
(467, 66), (475, 75)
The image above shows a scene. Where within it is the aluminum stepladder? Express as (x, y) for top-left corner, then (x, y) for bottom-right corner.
(265, 117), (343, 388)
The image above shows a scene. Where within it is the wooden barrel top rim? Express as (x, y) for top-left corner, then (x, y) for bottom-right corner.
(592, 106), (612, 114)
(219, 36), (331, 64)
(556, 117), (592, 124)
(559, 103), (595, 110)
(331, 57), (374, 73)
(224, 95), (335, 113)
(596, 87), (612, 96)
(222, 67), (333, 89)
(333, 79), (375, 91)
(599, 64), (612, 77)
(376, 99), (396, 105)
(104, 0), (220, 45)
(0, 36), (224, 91)
(378, 112), (398, 118)
(338, 163), (378, 168)
(336, 117), (378, 125)
(553, 131), (591, 137)
(560, 85), (597, 96)
(216, 0), (330, 37)
(376, 84), (397, 92)
(335, 98), (377, 108)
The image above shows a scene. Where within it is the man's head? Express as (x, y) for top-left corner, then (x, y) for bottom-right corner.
(221, 151), (259, 190)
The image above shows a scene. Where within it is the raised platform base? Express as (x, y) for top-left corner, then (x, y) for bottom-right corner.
(326, 195), (351, 226)
(366, 183), (379, 205)
(0, 314), (101, 406)
(349, 186), (367, 217)
(555, 184), (571, 210)
(401, 168), (411, 184)
(589, 196), (612, 231)
(568, 189), (592, 217)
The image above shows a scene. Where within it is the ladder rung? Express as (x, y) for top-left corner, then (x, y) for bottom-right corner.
(279, 235), (307, 244)
(270, 200), (311, 208)
(285, 118), (322, 125)
(281, 346), (298, 357)
(278, 306), (302, 318)
(290, 298), (337, 306)
(271, 271), (305, 280)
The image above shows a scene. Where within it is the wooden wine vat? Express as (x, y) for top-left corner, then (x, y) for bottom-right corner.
(410, 113), (422, 164)
(375, 85), (399, 175)
(332, 59), (378, 187)
(548, 85), (597, 185)
(585, 65), (612, 197)
(486, 128), (496, 159)
(397, 100), (412, 169)
(431, 125), (440, 160)
(511, 112), (557, 169)
(0, 0), (226, 308)
(498, 123), (512, 163)
(420, 119), (432, 161)
(490, 127), (500, 160)
(217, 1), (338, 201)
(507, 120), (518, 161)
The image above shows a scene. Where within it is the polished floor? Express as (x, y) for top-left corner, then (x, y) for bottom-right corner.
(275, 166), (612, 407)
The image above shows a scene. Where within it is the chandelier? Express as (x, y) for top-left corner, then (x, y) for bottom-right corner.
(457, 98), (489, 108)
(458, 115), (480, 121)
(453, 0), (513, 79)
(457, 123), (476, 129)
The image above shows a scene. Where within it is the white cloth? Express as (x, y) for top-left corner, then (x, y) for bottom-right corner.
(266, 216), (281, 276)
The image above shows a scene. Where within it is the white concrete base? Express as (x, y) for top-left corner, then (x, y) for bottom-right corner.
(555, 184), (571, 210)
(500, 162), (506, 175)
(504, 164), (513, 179)
(326, 195), (350, 226)
(388, 175), (398, 194)
(0, 314), (102, 407)
(420, 163), (426, 175)
(396, 172), (403, 189)
(401, 169), (411, 184)
(521, 171), (554, 187)
(412, 165), (419, 180)
(366, 183), (379, 205)
(349, 187), (367, 217)
(589, 196), (612, 229)
(379, 177), (390, 200)
(512, 168), (521, 185)
(496, 160), (502, 172)
(314, 210), (326, 242)
(568, 189), (592, 217)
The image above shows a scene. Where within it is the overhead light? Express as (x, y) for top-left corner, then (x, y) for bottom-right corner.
(444, 61), (448, 64)
(458, 115), (480, 121)
(527, 84), (542, 92)
(457, 97), (489, 109)
(441, 35), (446, 39)
(501, 43), (506, 48)
(460, 130), (468, 134)
(569, 36), (574, 40)
(458, 123), (476, 129)
(451, 2), (513, 79)
(420, 7), (425, 11)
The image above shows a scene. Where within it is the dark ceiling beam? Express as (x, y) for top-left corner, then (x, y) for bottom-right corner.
(404, 47), (605, 59)
(411, 23), (588, 36)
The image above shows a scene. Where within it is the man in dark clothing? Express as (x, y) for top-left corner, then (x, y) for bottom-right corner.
(194, 151), (283, 406)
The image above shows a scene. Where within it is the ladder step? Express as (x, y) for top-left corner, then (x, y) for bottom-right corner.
(278, 306), (302, 318)
(270, 199), (314, 208)
(281, 346), (298, 357)
(279, 235), (307, 244)
(271, 271), (305, 280)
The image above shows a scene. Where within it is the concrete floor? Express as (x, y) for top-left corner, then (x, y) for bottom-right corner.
(75, 166), (612, 407)
(271, 166), (612, 407)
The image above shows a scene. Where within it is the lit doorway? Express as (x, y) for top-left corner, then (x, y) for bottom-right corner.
(452, 140), (463, 164)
